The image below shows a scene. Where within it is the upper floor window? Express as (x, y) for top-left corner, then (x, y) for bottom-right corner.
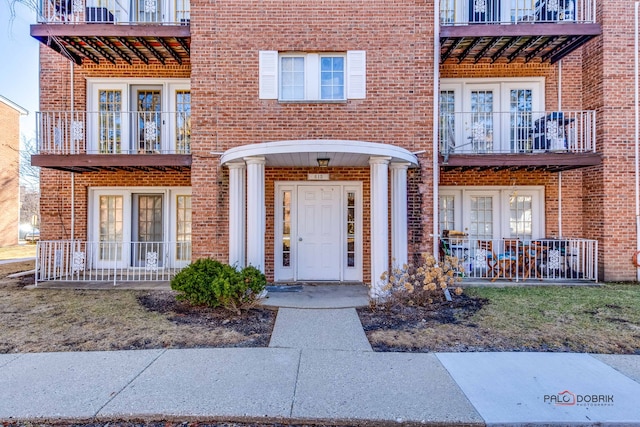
(259, 51), (366, 101)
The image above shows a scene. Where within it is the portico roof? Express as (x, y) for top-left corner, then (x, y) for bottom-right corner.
(220, 140), (419, 167)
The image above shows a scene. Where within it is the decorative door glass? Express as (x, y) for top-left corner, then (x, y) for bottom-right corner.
(281, 191), (291, 267)
(346, 191), (356, 267)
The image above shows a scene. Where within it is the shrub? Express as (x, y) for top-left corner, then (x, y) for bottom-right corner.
(171, 259), (267, 314)
(373, 253), (464, 309)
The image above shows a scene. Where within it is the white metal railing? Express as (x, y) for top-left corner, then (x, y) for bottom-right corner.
(440, 0), (595, 25)
(440, 237), (598, 282)
(36, 111), (191, 155)
(36, 240), (192, 284)
(439, 110), (596, 156)
(37, 0), (190, 24)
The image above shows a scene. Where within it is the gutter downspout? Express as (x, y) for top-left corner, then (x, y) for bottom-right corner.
(433, 0), (441, 257)
(70, 60), (75, 241)
(635, 2), (640, 279)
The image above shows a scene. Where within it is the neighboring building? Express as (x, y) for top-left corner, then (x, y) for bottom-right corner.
(31, 0), (636, 290)
(0, 95), (27, 247)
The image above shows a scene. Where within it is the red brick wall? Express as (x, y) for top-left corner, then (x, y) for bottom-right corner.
(189, 0), (436, 270)
(0, 102), (21, 246)
(581, 0), (637, 281)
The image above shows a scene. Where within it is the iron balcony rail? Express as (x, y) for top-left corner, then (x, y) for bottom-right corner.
(439, 110), (596, 156)
(440, 0), (595, 25)
(36, 240), (192, 284)
(36, 111), (191, 155)
(440, 237), (598, 282)
(37, 0), (190, 24)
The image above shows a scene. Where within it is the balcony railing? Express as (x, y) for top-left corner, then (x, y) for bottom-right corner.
(440, 237), (598, 282)
(37, 0), (190, 24)
(439, 110), (596, 156)
(36, 240), (192, 284)
(36, 111), (191, 155)
(440, 0), (595, 25)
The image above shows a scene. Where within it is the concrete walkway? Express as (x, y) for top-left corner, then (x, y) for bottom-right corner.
(2, 285), (640, 425)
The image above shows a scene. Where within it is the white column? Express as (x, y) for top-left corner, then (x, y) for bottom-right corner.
(369, 156), (391, 298)
(228, 162), (246, 268)
(245, 156), (266, 272)
(391, 162), (410, 268)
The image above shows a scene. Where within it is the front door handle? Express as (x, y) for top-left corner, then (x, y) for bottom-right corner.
(298, 237), (303, 241)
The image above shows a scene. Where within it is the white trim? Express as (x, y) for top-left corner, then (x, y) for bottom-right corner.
(274, 181), (363, 282)
(0, 95), (28, 115)
(221, 139), (418, 166)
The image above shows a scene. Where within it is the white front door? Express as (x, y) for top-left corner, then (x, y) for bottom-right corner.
(296, 185), (341, 280)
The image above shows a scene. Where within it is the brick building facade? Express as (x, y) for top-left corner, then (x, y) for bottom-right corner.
(0, 96), (27, 247)
(31, 0), (638, 287)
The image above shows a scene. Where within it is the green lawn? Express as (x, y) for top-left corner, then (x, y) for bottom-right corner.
(463, 284), (640, 353)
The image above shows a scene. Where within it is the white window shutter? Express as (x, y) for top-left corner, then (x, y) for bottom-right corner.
(347, 50), (366, 99)
(259, 51), (279, 99)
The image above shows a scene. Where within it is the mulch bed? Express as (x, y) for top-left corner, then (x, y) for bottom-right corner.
(357, 294), (487, 331)
(137, 291), (276, 347)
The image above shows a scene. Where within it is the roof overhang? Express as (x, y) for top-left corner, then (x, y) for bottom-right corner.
(220, 140), (420, 168)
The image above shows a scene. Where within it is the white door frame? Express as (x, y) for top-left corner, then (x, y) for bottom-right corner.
(274, 181), (363, 282)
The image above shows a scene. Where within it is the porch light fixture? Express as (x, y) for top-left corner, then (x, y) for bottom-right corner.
(317, 157), (330, 168)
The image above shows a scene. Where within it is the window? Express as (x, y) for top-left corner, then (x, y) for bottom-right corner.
(88, 80), (190, 154)
(259, 51), (366, 101)
(90, 188), (192, 268)
(439, 78), (544, 153)
(439, 186), (544, 240)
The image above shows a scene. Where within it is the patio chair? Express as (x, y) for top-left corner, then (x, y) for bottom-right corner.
(477, 240), (497, 278)
(491, 239), (520, 282)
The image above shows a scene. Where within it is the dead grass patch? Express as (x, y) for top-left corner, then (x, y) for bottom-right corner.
(0, 267), (275, 354)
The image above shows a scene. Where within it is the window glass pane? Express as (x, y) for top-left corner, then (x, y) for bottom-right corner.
(98, 90), (122, 154)
(510, 89), (532, 152)
(509, 194), (533, 239)
(136, 89), (162, 153)
(176, 195), (192, 261)
(470, 90), (494, 153)
(469, 196), (493, 239)
(439, 195), (455, 233)
(439, 90), (455, 153)
(176, 90), (191, 154)
(99, 195), (123, 260)
(320, 56), (345, 100)
(280, 57), (305, 100)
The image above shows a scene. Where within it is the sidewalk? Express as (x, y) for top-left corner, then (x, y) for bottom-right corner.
(1, 287), (640, 426)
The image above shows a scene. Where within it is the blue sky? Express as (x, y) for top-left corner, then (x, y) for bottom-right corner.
(0, 0), (40, 139)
